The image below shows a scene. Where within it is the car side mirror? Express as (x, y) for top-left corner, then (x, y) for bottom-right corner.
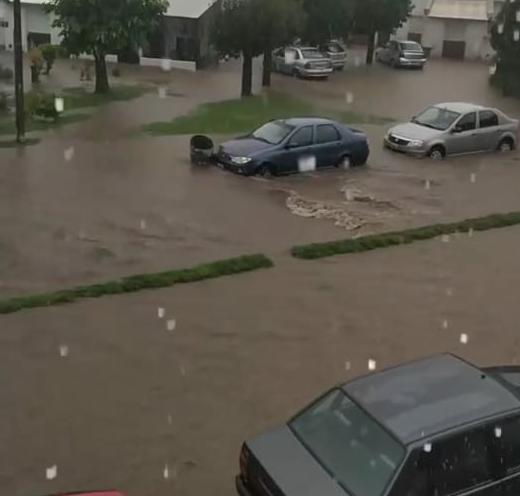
(286, 142), (298, 149)
(452, 125), (463, 134)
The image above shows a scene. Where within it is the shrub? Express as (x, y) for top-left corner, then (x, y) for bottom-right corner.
(25, 91), (59, 121)
(0, 93), (8, 113)
(29, 47), (44, 83)
(40, 44), (57, 74)
(55, 45), (69, 59)
(0, 64), (13, 81)
(111, 65), (121, 77)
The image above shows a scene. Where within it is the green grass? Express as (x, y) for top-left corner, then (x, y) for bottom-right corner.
(143, 92), (394, 136)
(62, 85), (149, 111)
(0, 113), (90, 136)
(0, 254), (274, 315)
(291, 212), (520, 260)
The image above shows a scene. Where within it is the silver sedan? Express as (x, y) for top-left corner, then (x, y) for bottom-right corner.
(384, 102), (519, 160)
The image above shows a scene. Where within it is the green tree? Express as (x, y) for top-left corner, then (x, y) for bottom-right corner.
(260, 0), (306, 87)
(352, 0), (412, 64)
(44, 0), (168, 94)
(302, 0), (354, 46)
(491, 1), (520, 97)
(214, 0), (264, 97)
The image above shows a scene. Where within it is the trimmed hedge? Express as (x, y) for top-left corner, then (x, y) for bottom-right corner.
(0, 254), (274, 315)
(291, 212), (520, 260)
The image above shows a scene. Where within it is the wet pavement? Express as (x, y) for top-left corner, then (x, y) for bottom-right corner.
(2, 53), (520, 496)
(1, 56), (520, 297)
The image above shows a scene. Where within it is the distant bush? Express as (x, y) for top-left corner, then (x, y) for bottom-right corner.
(0, 93), (8, 113)
(111, 65), (121, 77)
(25, 91), (59, 121)
(29, 47), (44, 83)
(40, 44), (57, 74)
(0, 64), (13, 81)
(55, 45), (69, 59)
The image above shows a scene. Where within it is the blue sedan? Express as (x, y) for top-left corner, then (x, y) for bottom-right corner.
(215, 118), (369, 176)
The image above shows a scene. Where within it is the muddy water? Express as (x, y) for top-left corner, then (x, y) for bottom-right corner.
(2, 226), (520, 496)
(1, 56), (520, 300)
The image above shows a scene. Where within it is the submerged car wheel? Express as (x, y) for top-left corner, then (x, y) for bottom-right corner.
(337, 155), (352, 169)
(429, 145), (446, 161)
(257, 164), (275, 177)
(498, 138), (514, 153)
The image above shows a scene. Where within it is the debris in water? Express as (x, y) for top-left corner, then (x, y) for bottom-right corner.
(46, 465), (58, 480)
(368, 359), (377, 371)
(167, 319), (176, 331)
(460, 333), (469, 344)
(158, 307), (165, 319)
(59, 345), (69, 357)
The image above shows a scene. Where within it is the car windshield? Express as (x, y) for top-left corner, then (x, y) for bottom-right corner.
(252, 121), (295, 144)
(290, 389), (405, 496)
(413, 106), (461, 130)
(400, 41), (422, 51)
(301, 48), (325, 59)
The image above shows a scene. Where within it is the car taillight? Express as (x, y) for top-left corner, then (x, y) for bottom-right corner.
(239, 443), (251, 478)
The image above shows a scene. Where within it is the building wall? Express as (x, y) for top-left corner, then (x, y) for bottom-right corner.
(0, 1), (60, 51)
(395, 15), (492, 60)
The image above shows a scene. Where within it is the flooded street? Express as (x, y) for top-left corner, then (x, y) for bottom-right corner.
(2, 52), (520, 496)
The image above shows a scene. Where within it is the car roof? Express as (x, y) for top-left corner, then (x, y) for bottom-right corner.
(343, 354), (520, 445)
(282, 117), (338, 126)
(433, 102), (486, 113)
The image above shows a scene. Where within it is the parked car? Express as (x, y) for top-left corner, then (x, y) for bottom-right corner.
(272, 46), (333, 79)
(320, 40), (347, 70)
(384, 102), (519, 160)
(215, 117), (369, 176)
(236, 353), (520, 496)
(376, 40), (427, 68)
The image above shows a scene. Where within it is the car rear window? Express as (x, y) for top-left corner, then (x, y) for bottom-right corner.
(290, 389), (405, 496)
(400, 41), (422, 51)
(301, 48), (324, 59)
(480, 110), (499, 128)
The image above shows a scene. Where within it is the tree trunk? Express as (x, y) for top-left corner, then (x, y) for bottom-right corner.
(241, 51), (253, 97)
(94, 50), (109, 94)
(366, 30), (376, 65)
(262, 48), (272, 87)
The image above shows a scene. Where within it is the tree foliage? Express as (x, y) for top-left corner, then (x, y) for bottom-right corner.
(44, 0), (167, 93)
(302, 0), (353, 46)
(351, 0), (412, 63)
(490, 1), (520, 97)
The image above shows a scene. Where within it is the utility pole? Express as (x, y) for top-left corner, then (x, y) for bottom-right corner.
(13, 0), (25, 143)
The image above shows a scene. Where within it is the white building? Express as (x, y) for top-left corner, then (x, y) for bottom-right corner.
(0, 0), (60, 51)
(395, 0), (504, 60)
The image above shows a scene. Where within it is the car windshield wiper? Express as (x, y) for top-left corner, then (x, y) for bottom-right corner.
(416, 122), (440, 130)
(253, 135), (272, 144)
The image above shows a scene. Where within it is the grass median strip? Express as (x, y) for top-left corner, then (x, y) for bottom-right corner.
(0, 254), (274, 315)
(291, 212), (520, 260)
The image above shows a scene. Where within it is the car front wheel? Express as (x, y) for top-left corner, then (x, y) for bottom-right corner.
(429, 145), (446, 161)
(257, 163), (276, 177)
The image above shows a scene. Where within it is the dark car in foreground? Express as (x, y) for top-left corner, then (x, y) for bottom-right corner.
(216, 118), (369, 176)
(236, 354), (520, 496)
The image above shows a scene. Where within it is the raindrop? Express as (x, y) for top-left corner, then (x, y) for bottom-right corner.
(59, 345), (69, 357)
(423, 442), (432, 453)
(158, 307), (165, 319)
(441, 234), (451, 243)
(370, 459), (376, 468)
(354, 56), (361, 67)
(345, 91), (354, 104)
(514, 29), (520, 42)
(179, 364), (186, 376)
(424, 179), (431, 190)
(158, 87), (167, 99)
(495, 426), (502, 438)
(470, 173), (477, 184)
(163, 463), (170, 479)
(167, 319), (176, 332)
(468, 228), (474, 238)
(460, 333), (469, 344)
(446, 288), (453, 297)
(517, 9), (520, 23)
(442, 319), (449, 330)
(54, 97), (64, 113)
(46, 465), (58, 480)
(167, 414), (173, 425)
(368, 359), (377, 371)
(489, 65), (497, 76)
(345, 361), (351, 371)
(498, 23), (504, 35)
(140, 219), (147, 230)
(64, 146), (74, 161)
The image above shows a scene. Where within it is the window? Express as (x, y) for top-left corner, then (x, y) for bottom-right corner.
(456, 112), (477, 132)
(288, 126), (313, 147)
(408, 427), (493, 496)
(290, 389), (405, 496)
(413, 106), (461, 131)
(493, 415), (520, 475)
(252, 121), (295, 145)
(316, 125), (340, 144)
(274, 48), (284, 57)
(480, 110), (499, 128)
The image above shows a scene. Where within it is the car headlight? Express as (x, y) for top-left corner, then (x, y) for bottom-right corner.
(231, 156), (252, 165)
(408, 139), (424, 148)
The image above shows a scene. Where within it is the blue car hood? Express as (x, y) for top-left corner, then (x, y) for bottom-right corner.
(221, 137), (274, 157)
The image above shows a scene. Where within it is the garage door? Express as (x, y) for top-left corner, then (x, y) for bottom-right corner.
(442, 41), (465, 59)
